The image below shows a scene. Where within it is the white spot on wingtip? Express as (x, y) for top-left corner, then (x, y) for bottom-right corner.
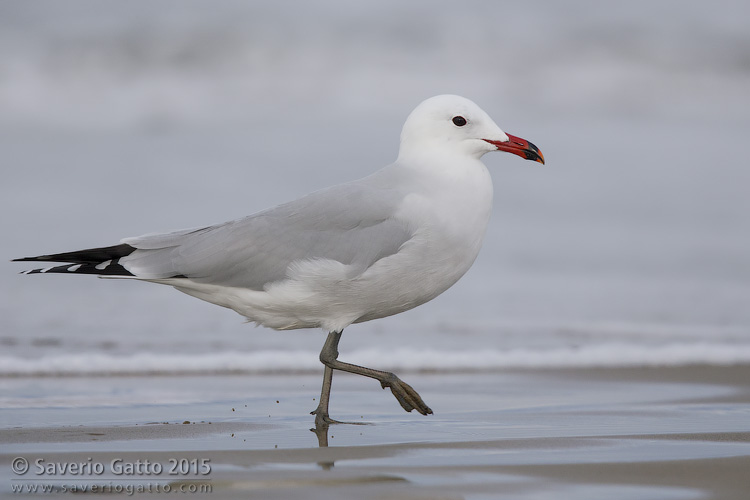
(68, 264), (82, 272)
(95, 260), (112, 270)
(39, 267), (53, 273)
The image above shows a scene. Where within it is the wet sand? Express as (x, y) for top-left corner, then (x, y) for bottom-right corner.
(2, 366), (749, 499)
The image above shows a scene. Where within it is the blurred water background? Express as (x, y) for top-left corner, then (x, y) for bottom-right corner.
(1, 0), (749, 376)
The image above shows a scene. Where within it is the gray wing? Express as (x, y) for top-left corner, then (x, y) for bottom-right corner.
(119, 180), (413, 290)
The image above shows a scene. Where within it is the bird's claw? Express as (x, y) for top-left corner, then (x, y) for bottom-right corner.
(380, 374), (433, 416)
(310, 408), (345, 426)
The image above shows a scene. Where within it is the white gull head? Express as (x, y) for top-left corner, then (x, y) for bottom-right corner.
(398, 94), (545, 164)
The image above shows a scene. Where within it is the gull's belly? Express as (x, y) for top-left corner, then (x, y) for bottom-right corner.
(350, 223), (482, 319)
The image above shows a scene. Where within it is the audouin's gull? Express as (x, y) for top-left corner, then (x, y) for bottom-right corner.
(14, 95), (545, 424)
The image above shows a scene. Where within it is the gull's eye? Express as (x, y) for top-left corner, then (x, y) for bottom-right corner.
(452, 116), (467, 127)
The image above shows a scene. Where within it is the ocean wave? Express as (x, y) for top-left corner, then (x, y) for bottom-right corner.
(3, 342), (750, 377)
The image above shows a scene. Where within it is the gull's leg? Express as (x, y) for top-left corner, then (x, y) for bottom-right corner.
(311, 361), (340, 426)
(310, 356), (334, 447)
(313, 329), (433, 417)
(311, 331), (343, 425)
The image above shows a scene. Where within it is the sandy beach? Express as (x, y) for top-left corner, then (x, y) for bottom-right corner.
(2, 365), (749, 499)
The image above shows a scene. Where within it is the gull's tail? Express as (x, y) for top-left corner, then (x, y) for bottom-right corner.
(13, 244), (136, 276)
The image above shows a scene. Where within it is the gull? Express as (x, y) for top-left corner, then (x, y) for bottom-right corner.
(14, 95), (544, 424)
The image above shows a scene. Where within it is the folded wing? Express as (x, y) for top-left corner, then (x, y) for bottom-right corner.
(119, 181), (412, 290)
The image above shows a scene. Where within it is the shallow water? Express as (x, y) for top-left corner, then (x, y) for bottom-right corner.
(2, 369), (749, 499)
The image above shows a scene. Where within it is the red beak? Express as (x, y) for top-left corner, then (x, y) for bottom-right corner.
(485, 134), (545, 164)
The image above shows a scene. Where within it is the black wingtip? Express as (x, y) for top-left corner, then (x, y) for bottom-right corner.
(12, 244), (136, 265)
(13, 243), (138, 277)
(17, 261), (135, 277)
